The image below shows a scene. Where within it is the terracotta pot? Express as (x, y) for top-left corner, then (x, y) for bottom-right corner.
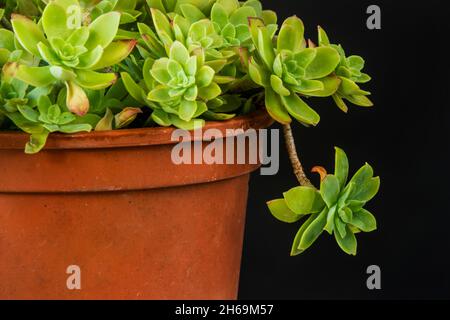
(0, 110), (273, 300)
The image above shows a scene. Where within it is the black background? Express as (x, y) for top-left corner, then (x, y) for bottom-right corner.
(240, 0), (449, 299)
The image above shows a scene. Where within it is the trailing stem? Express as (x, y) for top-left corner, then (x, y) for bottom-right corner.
(282, 124), (314, 188)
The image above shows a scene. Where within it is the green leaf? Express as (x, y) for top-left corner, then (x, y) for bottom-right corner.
(351, 208), (377, 232)
(16, 65), (55, 87)
(42, 2), (72, 41)
(169, 40), (190, 64)
(304, 47), (340, 79)
(351, 177), (380, 202)
(179, 99), (197, 121)
(317, 26), (330, 46)
(85, 12), (121, 49)
(170, 114), (205, 131)
(25, 131), (50, 154)
(180, 4), (206, 22)
(265, 87), (291, 124)
(270, 75), (290, 96)
(120, 72), (147, 105)
(211, 3), (228, 28)
(229, 6), (255, 25)
(301, 75), (341, 97)
(74, 70), (117, 90)
(151, 109), (172, 127)
(58, 124), (92, 133)
(277, 16), (304, 52)
(91, 40), (136, 70)
(257, 26), (275, 70)
(17, 105), (39, 122)
(248, 58), (270, 87)
(334, 225), (357, 255)
(324, 205), (336, 234)
(291, 213), (318, 256)
(283, 186), (325, 215)
(11, 14), (47, 58)
(196, 66), (215, 88)
(334, 147), (349, 188)
(299, 208), (327, 251)
(280, 92), (320, 126)
(198, 82), (221, 101)
(77, 45), (104, 69)
(267, 198), (303, 223)
(320, 175), (341, 208)
(338, 207), (353, 224)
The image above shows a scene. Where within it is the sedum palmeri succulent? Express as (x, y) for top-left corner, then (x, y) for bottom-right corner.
(248, 16), (341, 126)
(10, 0), (136, 116)
(268, 148), (380, 256)
(1, 0), (380, 257)
(317, 27), (373, 112)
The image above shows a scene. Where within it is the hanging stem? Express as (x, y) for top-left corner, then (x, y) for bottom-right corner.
(282, 123), (314, 188)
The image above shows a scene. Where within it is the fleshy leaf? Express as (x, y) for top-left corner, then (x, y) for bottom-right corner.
(283, 186), (325, 215)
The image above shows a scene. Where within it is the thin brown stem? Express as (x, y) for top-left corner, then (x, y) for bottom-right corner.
(282, 124), (314, 188)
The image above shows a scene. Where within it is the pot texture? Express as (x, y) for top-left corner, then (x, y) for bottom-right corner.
(0, 110), (273, 300)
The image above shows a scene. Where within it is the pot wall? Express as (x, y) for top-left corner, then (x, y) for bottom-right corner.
(0, 111), (273, 300)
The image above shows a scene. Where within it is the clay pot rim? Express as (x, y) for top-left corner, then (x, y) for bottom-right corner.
(0, 109), (273, 150)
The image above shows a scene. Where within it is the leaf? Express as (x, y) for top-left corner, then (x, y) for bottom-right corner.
(317, 26), (330, 46)
(291, 213), (318, 256)
(42, 2), (72, 41)
(179, 99), (197, 121)
(280, 92), (320, 126)
(324, 205), (336, 234)
(334, 225), (357, 255)
(196, 66), (215, 88)
(170, 114), (205, 131)
(334, 147), (349, 188)
(283, 186), (325, 215)
(351, 177), (381, 202)
(302, 75), (341, 97)
(320, 175), (341, 208)
(120, 72), (147, 105)
(277, 16), (304, 52)
(95, 108), (114, 131)
(180, 4), (206, 22)
(211, 3), (228, 28)
(267, 198), (303, 223)
(345, 94), (374, 107)
(304, 47), (340, 79)
(270, 75), (290, 96)
(151, 109), (172, 127)
(298, 208), (327, 251)
(115, 107), (142, 128)
(148, 85), (172, 102)
(65, 81), (90, 116)
(265, 87), (291, 124)
(85, 12), (121, 49)
(198, 82), (221, 101)
(202, 111), (235, 121)
(150, 8), (174, 45)
(25, 130), (50, 154)
(338, 207), (353, 224)
(332, 93), (348, 113)
(17, 105), (39, 122)
(229, 6), (255, 25)
(91, 40), (136, 70)
(248, 57), (270, 87)
(257, 26), (275, 70)
(16, 65), (55, 87)
(11, 14), (47, 58)
(351, 208), (377, 232)
(77, 45), (104, 69)
(74, 70), (117, 90)
(169, 40), (190, 64)
(58, 124), (92, 133)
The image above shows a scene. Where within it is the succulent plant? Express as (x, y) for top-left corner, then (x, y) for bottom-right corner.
(10, 0), (135, 115)
(210, 0), (277, 47)
(80, 0), (143, 25)
(317, 27), (373, 112)
(268, 148), (380, 256)
(1, 0), (380, 258)
(248, 16), (341, 126)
